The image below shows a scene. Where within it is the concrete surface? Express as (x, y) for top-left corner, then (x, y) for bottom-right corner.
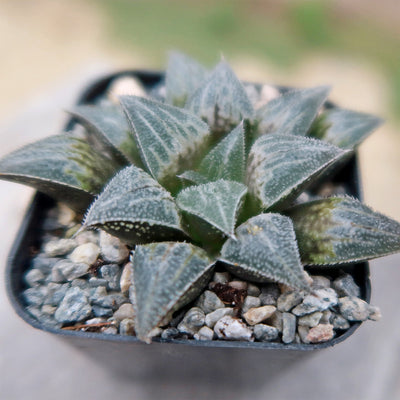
(0, 71), (399, 400)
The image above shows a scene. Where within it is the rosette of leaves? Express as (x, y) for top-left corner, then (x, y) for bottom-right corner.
(1, 52), (399, 343)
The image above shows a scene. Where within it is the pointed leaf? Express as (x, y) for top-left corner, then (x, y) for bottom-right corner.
(185, 61), (254, 134)
(120, 96), (210, 188)
(287, 197), (400, 265)
(83, 165), (186, 244)
(319, 108), (383, 149)
(133, 242), (214, 342)
(68, 103), (142, 165)
(255, 86), (330, 138)
(177, 170), (209, 185)
(0, 134), (120, 211)
(247, 134), (348, 210)
(176, 180), (247, 238)
(220, 214), (309, 289)
(198, 123), (245, 182)
(165, 51), (208, 107)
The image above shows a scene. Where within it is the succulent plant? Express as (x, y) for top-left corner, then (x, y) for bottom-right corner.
(1, 52), (399, 343)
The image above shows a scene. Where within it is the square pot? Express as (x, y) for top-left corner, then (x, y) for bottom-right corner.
(4, 71), (371, 380)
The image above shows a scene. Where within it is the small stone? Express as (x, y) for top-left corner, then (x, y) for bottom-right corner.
(278, 283), (293, 294)
(297, 326), (310, 344)
(44, 238), (77, 257)
(282, 313), (297, 344)
(211, 271), (230, 285)
(315, 288), (338, 307)
(24, 269), (45, 287)
(266, 310), (283, 332)
(119, 318), (135, 335)
(242, 296), (261, 314)
(228, 281), (248, 291)
(88, 277), (108, 287)
(253, 324), (279, 342)
(168, 309), (187, 328)
(99, 231), (129, 263)
(23, 287), (47, 306)
(108, 76), (147, 103)
(101, 326), (118, 335)
(161, 327), (180, 339)
(92, 306), (113, 318)
(320, 310), (332, 324)
(243, 306), (276, 326)
(92, 293), (128, 311)
(194, 326), (214, 341)
(31, 256), (59, 274)
(177, 307), (205, 335)
(277, 291), (304, 312)
(100, 264), (121, 291)
(292, 288), (338, 316)
(120, 262), (133, 295)
(339, 296), (370, 321)
(306, 324), (334, 343)
(41, 305), (56, 315)
(57, 204), (76, 226)
(331, 313), (350, 330)
(368, 305), (382, 321)
(195, 290), (225, 314)
(247, 283), (261, 297)
(71, 279), (89, 289)
(54, 287), (92, 323)
(298, 311), (323, 328)
(303, 271), (314, 286)
(205, 308), (234, 328)
(52, 259), (89, 282)
(69, 243), (100, 265)
(113, 303), (135, 321)
(44, 283), (70, 306)
(333, 274), (361, 297)
(214, 316), (253, 341)
(75, 231), (99, 245)
(85, 317), (106, 325)
(257, 84), (280, 108)
(259, 283), (280, 306)
(148, 327), (163, 338)
(311, 275), (331, 289)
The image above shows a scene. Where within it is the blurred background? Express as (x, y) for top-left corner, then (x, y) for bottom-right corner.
(1, 1), (399, 399)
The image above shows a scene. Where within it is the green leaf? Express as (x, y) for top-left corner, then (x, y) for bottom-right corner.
(198, 123), (245, 182)
(119, 96), (210, 189)
(83, 165), (186, 244)
(176, 180), (247, 239)
(133, 242), (214, 342)
(68, 103), (142, 166)
(318, 108), (384, 149)
(165, 51), (208, 107)
(185, 61), (254, 134)
(287, 196), (400, 265)
(220, 213), (309, 290)
(0, 134), (120, 211)
(255, 86), (330, 138)
(177, 170), (209, 185)
(247, 134), (348, 210)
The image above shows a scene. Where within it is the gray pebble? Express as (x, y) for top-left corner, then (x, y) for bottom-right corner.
(194, 326), (214, 341)
(177, 307), (205, 335)
(298, 311), (323, 328)
(69, 243), (100, 265)
(228, 280), (248, 291)
(92, 305), (113, 318)
(211, 271), (230, 285)
(44, 238), (77, 257)
(297, 326), (310, 344)
(368, 305), (382, 321)
(253, 324), (279, 342)
(85, 317), (106, 325)
(101, 326), (118, 335)
(161, 327), (180, 339)
(26, 306), (62, 328)
(75, 230), (99, 245)
(247, 283), (261, 297)
(311, 275), (331, 289)
(23, 287), (47, 306)
(120, 262), (133, 295)
(89, 286), (108, 303)
(52, 259), (89, 282)
(119, 318), (135, 336)
(267, 310), (283, 332)
(282, 313), (297, 344)
(24, 269), (45, 287)
(71, 279), (89, 289)
(44, 283), (70, 306)
(31, 256), (60, 274)
(92, 293), (128, 311)
(214, 316), (253, 341)
(331, 313), (350, 330)
(338, 296), (370, 321)
(320, 310), (332, 324)
(243, 306), (276, 326)
(259, 283), (280, 306)
(100, 264), (121, 291)
(55, 287), (92, 323)
(292, 288), (338, 316)
(205, 308), (234, 328)
(333, 274), (361, 297)
(277, 291), (304, 312)
(41, 305), (57, 315)
(195, 290), (225, 314)
(306, 324), (334, 343)
(242, 296), (261, 314)
(88, 277), (108, 287)
(99, 231), (129, 263)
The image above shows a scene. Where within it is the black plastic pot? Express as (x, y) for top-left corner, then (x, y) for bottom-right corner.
(5, 71), (371, 382)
